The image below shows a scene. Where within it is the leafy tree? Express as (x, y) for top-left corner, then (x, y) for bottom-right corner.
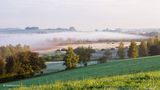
(147, 37), (159, 48)
(0, 44), (30, 59)
(0, 45), (46, 81)
(63, 47), (79, 69)
(5, 50), (46, 77)
(128, 41), (139, 58)
(147, 37), (160, 56)
(98, 50), (111, 63)
(0, 59), (4, 75)
(149, 44), (160, 56)
(154, 36), (159, 45)
(147, 38), (155, 48)
(15, 51), (46, 76)
(5, 56), (19, 74)
(74, 47), (95, 66)
(139, 40), (148, 57)
(28, 52), (46, 73)
(117, 41), (125, 59)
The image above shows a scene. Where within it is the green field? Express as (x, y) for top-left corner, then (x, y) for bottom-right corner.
(1, 55), (160, 90)
(15, 71), (160, 90)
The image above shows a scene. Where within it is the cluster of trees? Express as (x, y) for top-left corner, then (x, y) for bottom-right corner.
(0, 45), (46, 82)
(62, 36), (160, 69)
(74, 47), (95, 66)
(117, 36), (160, 59)
(0, 44), (30, 59)
(63, 47), (95, 69)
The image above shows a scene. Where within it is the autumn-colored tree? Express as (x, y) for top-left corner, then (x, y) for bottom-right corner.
(128, 41), (139, 58)
(63, 47), (79, 69)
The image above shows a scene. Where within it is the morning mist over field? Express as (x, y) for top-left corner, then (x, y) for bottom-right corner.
(1, 0), (160, 89)
(0, 32), (145, 49)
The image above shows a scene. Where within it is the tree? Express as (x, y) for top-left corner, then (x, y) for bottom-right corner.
(74, 46), (95, 66)
(5, 51), (46, 77)
(117, 41), (125, 59)
(15, 51), (46, 77)
(98, 49), (111, 63)
(154, 36), (159, 45)
(0, 59), (4, 75)
(5, 56), (19, 74)
(147, 37), (159, 48)
(149, 44), (160, 56)
(128, 41), (139, 58)
(139, 40), (148, 57)
(147, 38), (155, 48)
(0, 45), (46, 81)
(0, 44), (31, 59)
(63, 47), (79, 69)
(28, 52), (46, 73)
(147, 37), (160, 56)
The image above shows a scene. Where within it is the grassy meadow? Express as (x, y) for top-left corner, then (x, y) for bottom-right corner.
(1, 55), (160, 90)
(15, 71), (160, 90)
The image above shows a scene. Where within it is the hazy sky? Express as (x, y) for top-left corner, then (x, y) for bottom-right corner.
(1, 0), (160, 31)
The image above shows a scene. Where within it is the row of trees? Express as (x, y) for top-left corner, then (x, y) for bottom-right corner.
(0, 45), (46, 82)
(63, 47), (95, 69)
(117, 36), (160, 59)
(62, 36), (160, 70)
(63, 46), (113, 69)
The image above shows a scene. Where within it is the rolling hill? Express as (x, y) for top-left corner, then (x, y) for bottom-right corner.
(1, 55), (160, 90)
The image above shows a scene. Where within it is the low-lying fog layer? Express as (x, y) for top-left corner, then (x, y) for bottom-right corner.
(0, 32), (146, 49)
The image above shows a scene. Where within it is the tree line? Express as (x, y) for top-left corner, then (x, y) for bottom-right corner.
(118, 36), (160, 59)
(63, 36), (160, 70)
(0, 45), (46, 82)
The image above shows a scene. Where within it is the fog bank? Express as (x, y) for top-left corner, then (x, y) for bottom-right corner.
(0, 32), (146, 49)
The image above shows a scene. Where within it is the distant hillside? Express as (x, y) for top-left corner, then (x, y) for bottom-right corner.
(1, 55), (160, 90)
(0, 27), (76, 34)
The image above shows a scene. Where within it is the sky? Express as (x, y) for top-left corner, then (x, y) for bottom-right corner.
(1, 0), (160, 31)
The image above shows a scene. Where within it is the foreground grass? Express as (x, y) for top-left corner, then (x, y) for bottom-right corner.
(1, 55), (160, 90)
(14, 71), (160, 90)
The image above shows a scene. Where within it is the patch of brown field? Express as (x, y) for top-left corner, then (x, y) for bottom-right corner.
(33, 42), (140, 54)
